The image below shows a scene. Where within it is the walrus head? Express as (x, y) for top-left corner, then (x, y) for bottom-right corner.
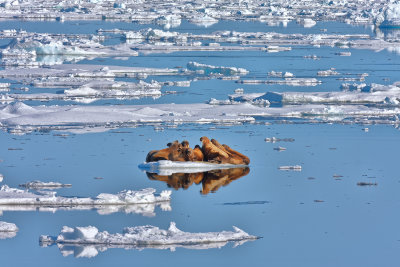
(181, 140), (189, 148)
(195, 145), (201, 149)
(200, 136), (209, 142)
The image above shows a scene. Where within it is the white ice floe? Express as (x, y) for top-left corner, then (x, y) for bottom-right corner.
(317, 68), (340, 76)
(0, 185), (170, 205)
(187, 62), (248, 76)
(188, 15), (219, 27)
(139, 160), (248, 175)
(297, 18), (317, 28)
(0, 174), (3, 183)
(39, 222), (258, 257)
(19, 181), (72, 190)
(0, 221), (18, 239)
(265, 137), (295, 143)
(278, 165), (302, 171)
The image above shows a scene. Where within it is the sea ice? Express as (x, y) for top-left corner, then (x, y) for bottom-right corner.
(0, 184), (171, 208)
(139, 160), (249, 176)
(39, 222), (258, 257)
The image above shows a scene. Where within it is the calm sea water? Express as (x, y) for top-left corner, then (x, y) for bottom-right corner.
(1, 19), (400, 267)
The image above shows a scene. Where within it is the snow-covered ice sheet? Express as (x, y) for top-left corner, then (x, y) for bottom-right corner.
(39, 222), (258, 257)
(139, 160), (248, 175)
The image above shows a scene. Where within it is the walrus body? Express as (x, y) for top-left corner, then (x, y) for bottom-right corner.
(200, 136), (250, 165)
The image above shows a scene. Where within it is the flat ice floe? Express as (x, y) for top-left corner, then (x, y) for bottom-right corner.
(39, 222), (258, 257)
(139, 160), (248, 175)
(0, 185), (171, 216)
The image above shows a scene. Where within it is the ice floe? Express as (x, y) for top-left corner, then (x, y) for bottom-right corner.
(278, 165), (302, 171)
(139, 160), (248, 176)
(39, 222), (258, 257)
(0, 221), (18, 239)
(0, 185), (171, 216)
(19, 181), (72, 190)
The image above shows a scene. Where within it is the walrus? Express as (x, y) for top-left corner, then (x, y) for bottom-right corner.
(200, 136), (249, 165)
(211, 138), (250, 165)
(200, 136), (229, 163)
(146, 140), (186, 162)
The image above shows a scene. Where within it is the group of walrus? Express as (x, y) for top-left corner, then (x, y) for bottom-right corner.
(146, 136), (250, 165)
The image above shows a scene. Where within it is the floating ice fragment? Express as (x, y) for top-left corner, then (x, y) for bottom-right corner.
(40, 222), (258, 257)
(19, 180), (72, 189)
(187, 62), (248, 76)
(278, 165), (302, 171)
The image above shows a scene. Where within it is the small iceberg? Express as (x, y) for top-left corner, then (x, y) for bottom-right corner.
(139, 160), (248, 176)
(40, 222), (259, 257)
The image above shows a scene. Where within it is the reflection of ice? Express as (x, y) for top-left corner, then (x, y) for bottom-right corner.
(40, 222), (258, 257)
(145, 167), (250, 195)
(0, 185), (171, 216)
(0, 203), (171, 217)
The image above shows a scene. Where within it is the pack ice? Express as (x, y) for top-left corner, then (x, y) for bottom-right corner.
(39, 222), (258, 257)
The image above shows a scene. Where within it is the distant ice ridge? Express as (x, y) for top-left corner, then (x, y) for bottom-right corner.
(139, 160), (248, 175)
(0, 221), (18, 239)
(19, 181), (71, 189)
(0, 185), (170, 205)
(39, 222), (258, 257)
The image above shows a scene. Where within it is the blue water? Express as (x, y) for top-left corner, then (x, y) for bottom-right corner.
(1, 123), (400, 266)
(1, 18), (400, 267)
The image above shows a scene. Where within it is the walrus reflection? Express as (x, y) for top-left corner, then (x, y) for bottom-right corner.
(146, 167), (250, 194)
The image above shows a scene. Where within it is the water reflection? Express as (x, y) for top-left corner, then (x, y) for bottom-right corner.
(42, 239), (253, 258)
(0, 203), (171, 217)
(146, 167), (250, 194)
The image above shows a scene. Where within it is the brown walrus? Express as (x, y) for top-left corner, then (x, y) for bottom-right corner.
(146, 140), (186, 162)
(200, 136), (249, 165)
(211, 138), (250, 165)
